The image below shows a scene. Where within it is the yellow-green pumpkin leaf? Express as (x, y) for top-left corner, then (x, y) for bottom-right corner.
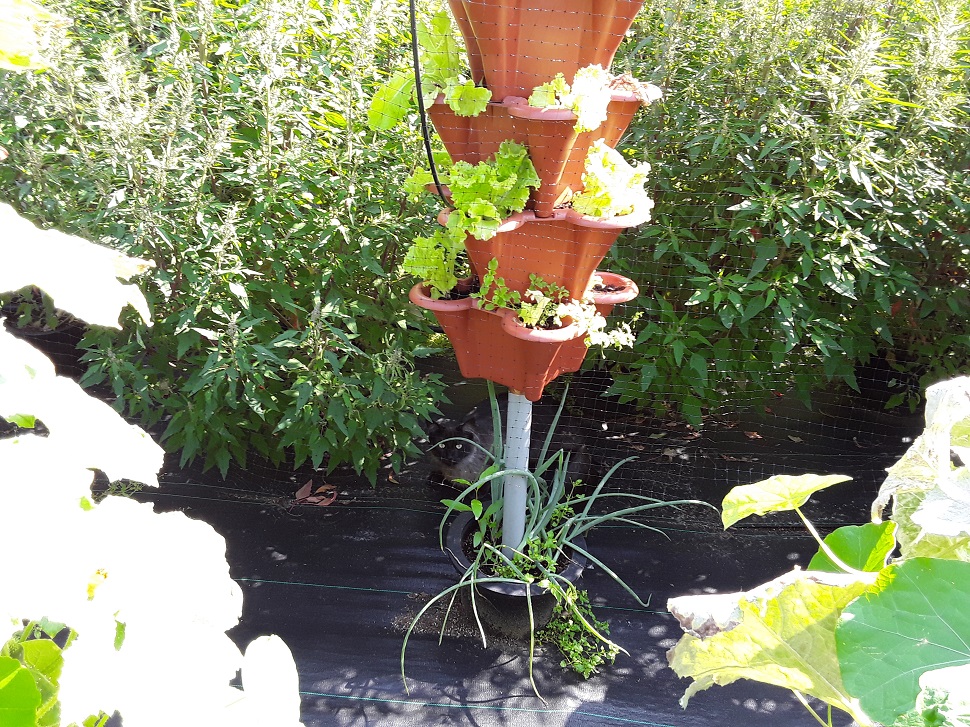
(721, 473), (852, 529)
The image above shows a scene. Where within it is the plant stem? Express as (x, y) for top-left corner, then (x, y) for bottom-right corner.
(792, 690), (833, 727)
(794, 507), (867, 577)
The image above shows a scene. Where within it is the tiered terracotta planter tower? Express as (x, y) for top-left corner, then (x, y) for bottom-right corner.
(410, 0), (647, 402)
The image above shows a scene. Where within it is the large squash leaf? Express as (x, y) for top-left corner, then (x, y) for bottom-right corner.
(872, 377), (970, 524)
(721, 474), (852, 528)
(1, 204), (153, 328)
(837, 558), (970, 726)
(808, 522), (897, 573)
(667, 569), (873, 724)
(0, 655), (41, 727)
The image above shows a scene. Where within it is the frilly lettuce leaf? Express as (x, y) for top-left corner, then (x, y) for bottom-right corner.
(569, 65), (612, 132)
(528, 73), (569, 108)
(368, 11), (484, 130)
(416, 10), (461, 88)
(402, 169), (436, 200)
(401, 141), (537, 291)
(571, 140), (653, 218)
(367, 69), (415, 131)
(451, 203), (500, 242)
(442, 78), (490, 117)
(528, 65), (611, 132)
(402, 227), (465, 298)
(448, 140), (538, 236)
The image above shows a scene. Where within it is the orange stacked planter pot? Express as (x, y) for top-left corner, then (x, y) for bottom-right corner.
(444, 206), (651, 301)
(446, 0), (644, 100)
(429, 93), (641, 217)
(410, 273), (637, 401)
(409, 0), (647, 400)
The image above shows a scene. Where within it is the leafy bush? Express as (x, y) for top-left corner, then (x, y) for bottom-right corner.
(0, 0), (445, 480)
(609, 0), (970, 421)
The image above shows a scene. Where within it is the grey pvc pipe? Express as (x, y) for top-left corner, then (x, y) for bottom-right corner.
(502, 392), (532, 551)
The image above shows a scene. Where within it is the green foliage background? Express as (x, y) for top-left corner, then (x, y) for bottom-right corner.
(0, 0), (442, 481)
(1, 0), (968, 475)
(607, 0), (970, 422)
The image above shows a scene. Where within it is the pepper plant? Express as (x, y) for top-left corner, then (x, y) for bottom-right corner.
(0, 0), (444, 481)
(607, 0), (970, 422)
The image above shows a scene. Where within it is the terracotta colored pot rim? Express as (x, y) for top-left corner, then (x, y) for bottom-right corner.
(408, 280), (477, 311)
(411, 271), (637, 335)
(501, 308), (586, 343)
(591, 272), (639, 305)
(411, 293), (584, 343)
(432, 91), (640, 117)
(502, 90), (641, 120)
(437, 205), (651, 233)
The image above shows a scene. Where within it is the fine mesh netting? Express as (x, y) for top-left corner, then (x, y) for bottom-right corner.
(2, 0), (955, 513)
(1, 0), (966, 723)
(377, 0), (943, 522)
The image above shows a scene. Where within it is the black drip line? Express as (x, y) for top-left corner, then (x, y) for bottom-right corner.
(408, 0), (448, 204)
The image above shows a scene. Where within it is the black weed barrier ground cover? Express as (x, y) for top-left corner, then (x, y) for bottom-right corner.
(120, 358), (920, 727)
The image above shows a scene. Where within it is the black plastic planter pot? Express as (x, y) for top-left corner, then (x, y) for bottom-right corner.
(444, 511), (588, 639)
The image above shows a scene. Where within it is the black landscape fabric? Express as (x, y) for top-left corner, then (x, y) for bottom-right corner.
(138, 365), (918, 727)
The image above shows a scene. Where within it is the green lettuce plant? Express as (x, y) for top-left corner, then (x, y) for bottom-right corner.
(528, 65), (613, 133)
(571, 140), (654, 219)
(667, 377), (970, 727)
(528, 65), (663, 134)
(403, 140), (540, 297)
(368, 8), (490, 130)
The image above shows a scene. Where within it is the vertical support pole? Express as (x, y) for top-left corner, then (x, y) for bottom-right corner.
(502, 392), (532, 551)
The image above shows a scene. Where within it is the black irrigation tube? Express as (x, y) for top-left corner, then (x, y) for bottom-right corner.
(408, 0), (448, 205)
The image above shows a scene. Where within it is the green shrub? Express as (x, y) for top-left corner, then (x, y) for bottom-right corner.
(609, 0), (970, 421)
(0, 0), (445, 481)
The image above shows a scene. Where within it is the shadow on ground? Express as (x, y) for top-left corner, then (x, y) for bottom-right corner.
(133, 360), (919, 727)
